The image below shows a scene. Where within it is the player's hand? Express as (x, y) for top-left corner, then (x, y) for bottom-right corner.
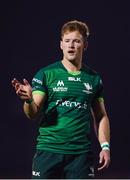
(12, 78), (32, 101)
(98, 149), (110, 170)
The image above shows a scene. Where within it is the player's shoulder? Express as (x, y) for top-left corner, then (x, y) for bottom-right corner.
(32, 61), (60, 79)
(83, 64), (100, 77)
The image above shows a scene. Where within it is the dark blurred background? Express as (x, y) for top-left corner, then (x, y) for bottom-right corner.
(0, 0), (130, 178)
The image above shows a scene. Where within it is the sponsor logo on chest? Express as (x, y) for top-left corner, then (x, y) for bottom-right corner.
(56, 99), (87, 109)
(68, 77), (81, 81)
(53, 80), (68, 92)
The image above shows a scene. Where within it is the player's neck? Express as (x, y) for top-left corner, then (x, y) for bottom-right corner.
(61, 59), (82, 72)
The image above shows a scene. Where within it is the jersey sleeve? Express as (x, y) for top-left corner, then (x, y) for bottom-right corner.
(93, 76), (104, 103)
(32, 69), (47, 95)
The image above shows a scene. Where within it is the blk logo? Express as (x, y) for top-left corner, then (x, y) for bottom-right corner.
(32, 171), (40, 177)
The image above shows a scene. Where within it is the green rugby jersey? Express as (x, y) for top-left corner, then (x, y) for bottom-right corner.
(32, 61), (104, 154)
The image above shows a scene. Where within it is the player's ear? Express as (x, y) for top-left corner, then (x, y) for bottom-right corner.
(84, 41), (88, 51)
(60, 41), (63, 50)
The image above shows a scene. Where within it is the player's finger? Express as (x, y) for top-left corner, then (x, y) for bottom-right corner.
(12, 78), (19, 87)
(23, 78), (30, 86)
(98, 163), (106, 170)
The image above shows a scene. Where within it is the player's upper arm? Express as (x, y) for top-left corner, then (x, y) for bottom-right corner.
(92, 99), (107, 123)
(32, 91), (47, 110)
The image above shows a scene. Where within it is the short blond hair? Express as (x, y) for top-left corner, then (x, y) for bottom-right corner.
(61, 20), (90, 41)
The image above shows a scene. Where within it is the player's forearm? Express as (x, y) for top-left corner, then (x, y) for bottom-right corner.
(98, 115), (110, 144)
(23, 101), (39, 119)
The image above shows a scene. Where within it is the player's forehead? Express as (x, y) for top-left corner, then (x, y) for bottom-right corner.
(62, 30), (83, 40)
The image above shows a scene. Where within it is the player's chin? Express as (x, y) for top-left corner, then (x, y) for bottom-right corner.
(67, 57), (77, 61)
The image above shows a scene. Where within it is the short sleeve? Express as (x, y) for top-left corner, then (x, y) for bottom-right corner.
(93, 76), (104, 103)
(32, 69), (47, 95)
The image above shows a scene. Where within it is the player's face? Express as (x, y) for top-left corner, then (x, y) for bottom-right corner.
(60, 31), (85, 62)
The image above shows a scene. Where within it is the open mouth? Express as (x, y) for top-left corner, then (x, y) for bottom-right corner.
(68, 50), (75, 54)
